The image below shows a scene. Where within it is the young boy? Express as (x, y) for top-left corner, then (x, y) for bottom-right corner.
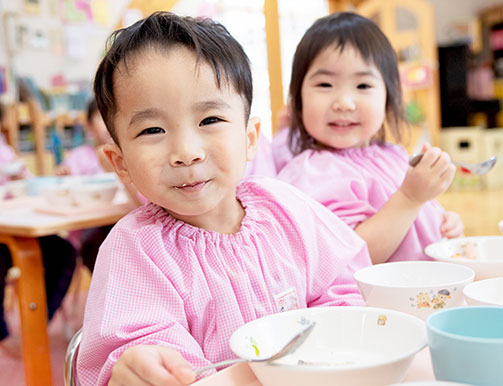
(77, 12), (370, 386)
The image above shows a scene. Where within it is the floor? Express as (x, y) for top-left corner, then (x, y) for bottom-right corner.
(0, 267), (90, 386)
(0, 189), (501, 385)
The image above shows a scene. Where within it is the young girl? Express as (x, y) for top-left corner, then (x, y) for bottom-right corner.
(276, 12), (464, 265)
(77, 12), (371, 386)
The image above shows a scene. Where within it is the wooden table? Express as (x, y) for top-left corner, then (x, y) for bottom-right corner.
(0, 195), (134, 386)
(194, 347), (436, 385)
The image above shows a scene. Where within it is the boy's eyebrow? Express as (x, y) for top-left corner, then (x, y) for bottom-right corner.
(128, 108), (163, 128)
(193, 99), (231, 112)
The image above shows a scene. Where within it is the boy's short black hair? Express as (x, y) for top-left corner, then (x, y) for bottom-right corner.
(94, 11), (253, 144)
(288, 12), (406, 155)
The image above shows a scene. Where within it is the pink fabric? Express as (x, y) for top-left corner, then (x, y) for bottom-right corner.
(271, 127), (294, 173)
(62, 145), (104, 176)
(77, 176), (370, 385)
(243, 132), (277, 177)
(277, 143), (445, 263)
(0, 135), (26, 184)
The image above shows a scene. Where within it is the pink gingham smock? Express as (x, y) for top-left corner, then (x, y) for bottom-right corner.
(77, 176), (370, 385)
(277, 143), (445, 263)
(62, 145), (104, 176)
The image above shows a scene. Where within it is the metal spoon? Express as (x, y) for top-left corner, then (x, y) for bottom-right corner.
(195, 321), (316, 375)
(409, 153), (497, 175)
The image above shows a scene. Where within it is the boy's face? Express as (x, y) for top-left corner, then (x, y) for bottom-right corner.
(300, 44), (386, 149)
(104, 46), (259, 230)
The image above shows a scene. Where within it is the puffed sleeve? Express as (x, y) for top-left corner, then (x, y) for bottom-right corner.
(76, 214), (213, 386)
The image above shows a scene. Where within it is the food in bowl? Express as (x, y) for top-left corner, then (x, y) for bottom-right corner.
(425, 236), (503, 280)
(426, 306), (503, 386)
(463, 278), (503, 306)
(354, 261), (474, 320)
(230, 306), (426, 386)
(449, 241), (477, 259)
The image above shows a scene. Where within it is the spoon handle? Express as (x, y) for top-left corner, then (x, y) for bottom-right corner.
(195, 358), (246, 375)
(410, 154), (467, 169)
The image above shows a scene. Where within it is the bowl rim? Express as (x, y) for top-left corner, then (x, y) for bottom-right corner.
(354, 261), (475, 289)
(424, 236), (503, 265)
(426, 306), (503, 343)
(231, 306), (427, 372)
(462, 278), (503, 306)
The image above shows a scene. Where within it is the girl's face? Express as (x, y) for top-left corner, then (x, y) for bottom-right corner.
(300, 44), (387, 149)
(104, 46), (259, 232)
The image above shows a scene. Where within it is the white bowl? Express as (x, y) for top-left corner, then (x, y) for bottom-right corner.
(354, 261), (474, 320)
(425, 236), (503, 280)
(463, 278), (503, 306)
(41, 180), (118, 207)
(230, 307), (426, 386)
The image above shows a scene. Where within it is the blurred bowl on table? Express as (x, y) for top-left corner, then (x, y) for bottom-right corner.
(230, 306), (426, 386)
(425, 236), (503, 280)
(41, 179), (118, 207)
(426, 306), (503, 386)
(0, 160), (25, 176)
(4, 180), (27, 198)
(463, 278), (503, 306)
(354, 261), (474, 320)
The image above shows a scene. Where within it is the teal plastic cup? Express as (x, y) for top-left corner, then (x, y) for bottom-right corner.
(426, 306), (503, 386)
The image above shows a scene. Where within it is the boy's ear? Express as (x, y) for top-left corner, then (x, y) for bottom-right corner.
(102, 143), (133, 185)
(246, 116), (261, 162)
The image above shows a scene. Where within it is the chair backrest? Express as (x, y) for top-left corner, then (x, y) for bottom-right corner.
(64, 328), (82, 386)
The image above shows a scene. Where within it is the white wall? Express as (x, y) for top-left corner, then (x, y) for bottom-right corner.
(429, 0), (503, 45)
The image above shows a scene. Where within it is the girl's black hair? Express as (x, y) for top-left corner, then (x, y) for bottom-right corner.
(94, 11), (253, 144)
(288, 12), (406, 155)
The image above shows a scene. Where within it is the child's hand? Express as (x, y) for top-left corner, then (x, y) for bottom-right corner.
(54, 164), (71, 176)
(400, 143), (455, 204)
(109, 345), (196, 386)
(441, 211), (464, 238)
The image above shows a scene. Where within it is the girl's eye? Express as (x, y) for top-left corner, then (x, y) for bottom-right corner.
(316, 82), (332, 88)
(138, 127), (164, 136)
(200, 116), (223, 126)
(357, 83), (372, 90)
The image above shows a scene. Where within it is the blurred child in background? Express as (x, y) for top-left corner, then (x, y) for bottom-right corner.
(276, 12), (464, 265)
(0, 104), (77, 357)
(77, 12), (370, 385)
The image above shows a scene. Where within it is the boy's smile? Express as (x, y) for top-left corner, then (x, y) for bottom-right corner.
(104, 46), (259, 233)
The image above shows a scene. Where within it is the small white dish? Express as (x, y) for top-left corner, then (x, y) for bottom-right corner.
(463, 278), (503, 306)
(425, 236), (503, 280)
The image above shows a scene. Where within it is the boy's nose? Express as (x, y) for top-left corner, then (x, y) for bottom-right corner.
(169, 143), (205, 167)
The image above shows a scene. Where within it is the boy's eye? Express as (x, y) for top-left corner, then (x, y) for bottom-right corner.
(357, 83), (372, 90)
(200, 116), (223, 126)
(138, 127), (164, 136)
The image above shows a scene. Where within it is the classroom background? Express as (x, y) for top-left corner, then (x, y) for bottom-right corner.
(0, 0), (502, 385)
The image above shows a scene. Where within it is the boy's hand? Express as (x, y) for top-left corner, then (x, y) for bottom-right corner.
(441, 211), (464, 239)
(400, 143), (455, 204)
(109, 345), (196, 386)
